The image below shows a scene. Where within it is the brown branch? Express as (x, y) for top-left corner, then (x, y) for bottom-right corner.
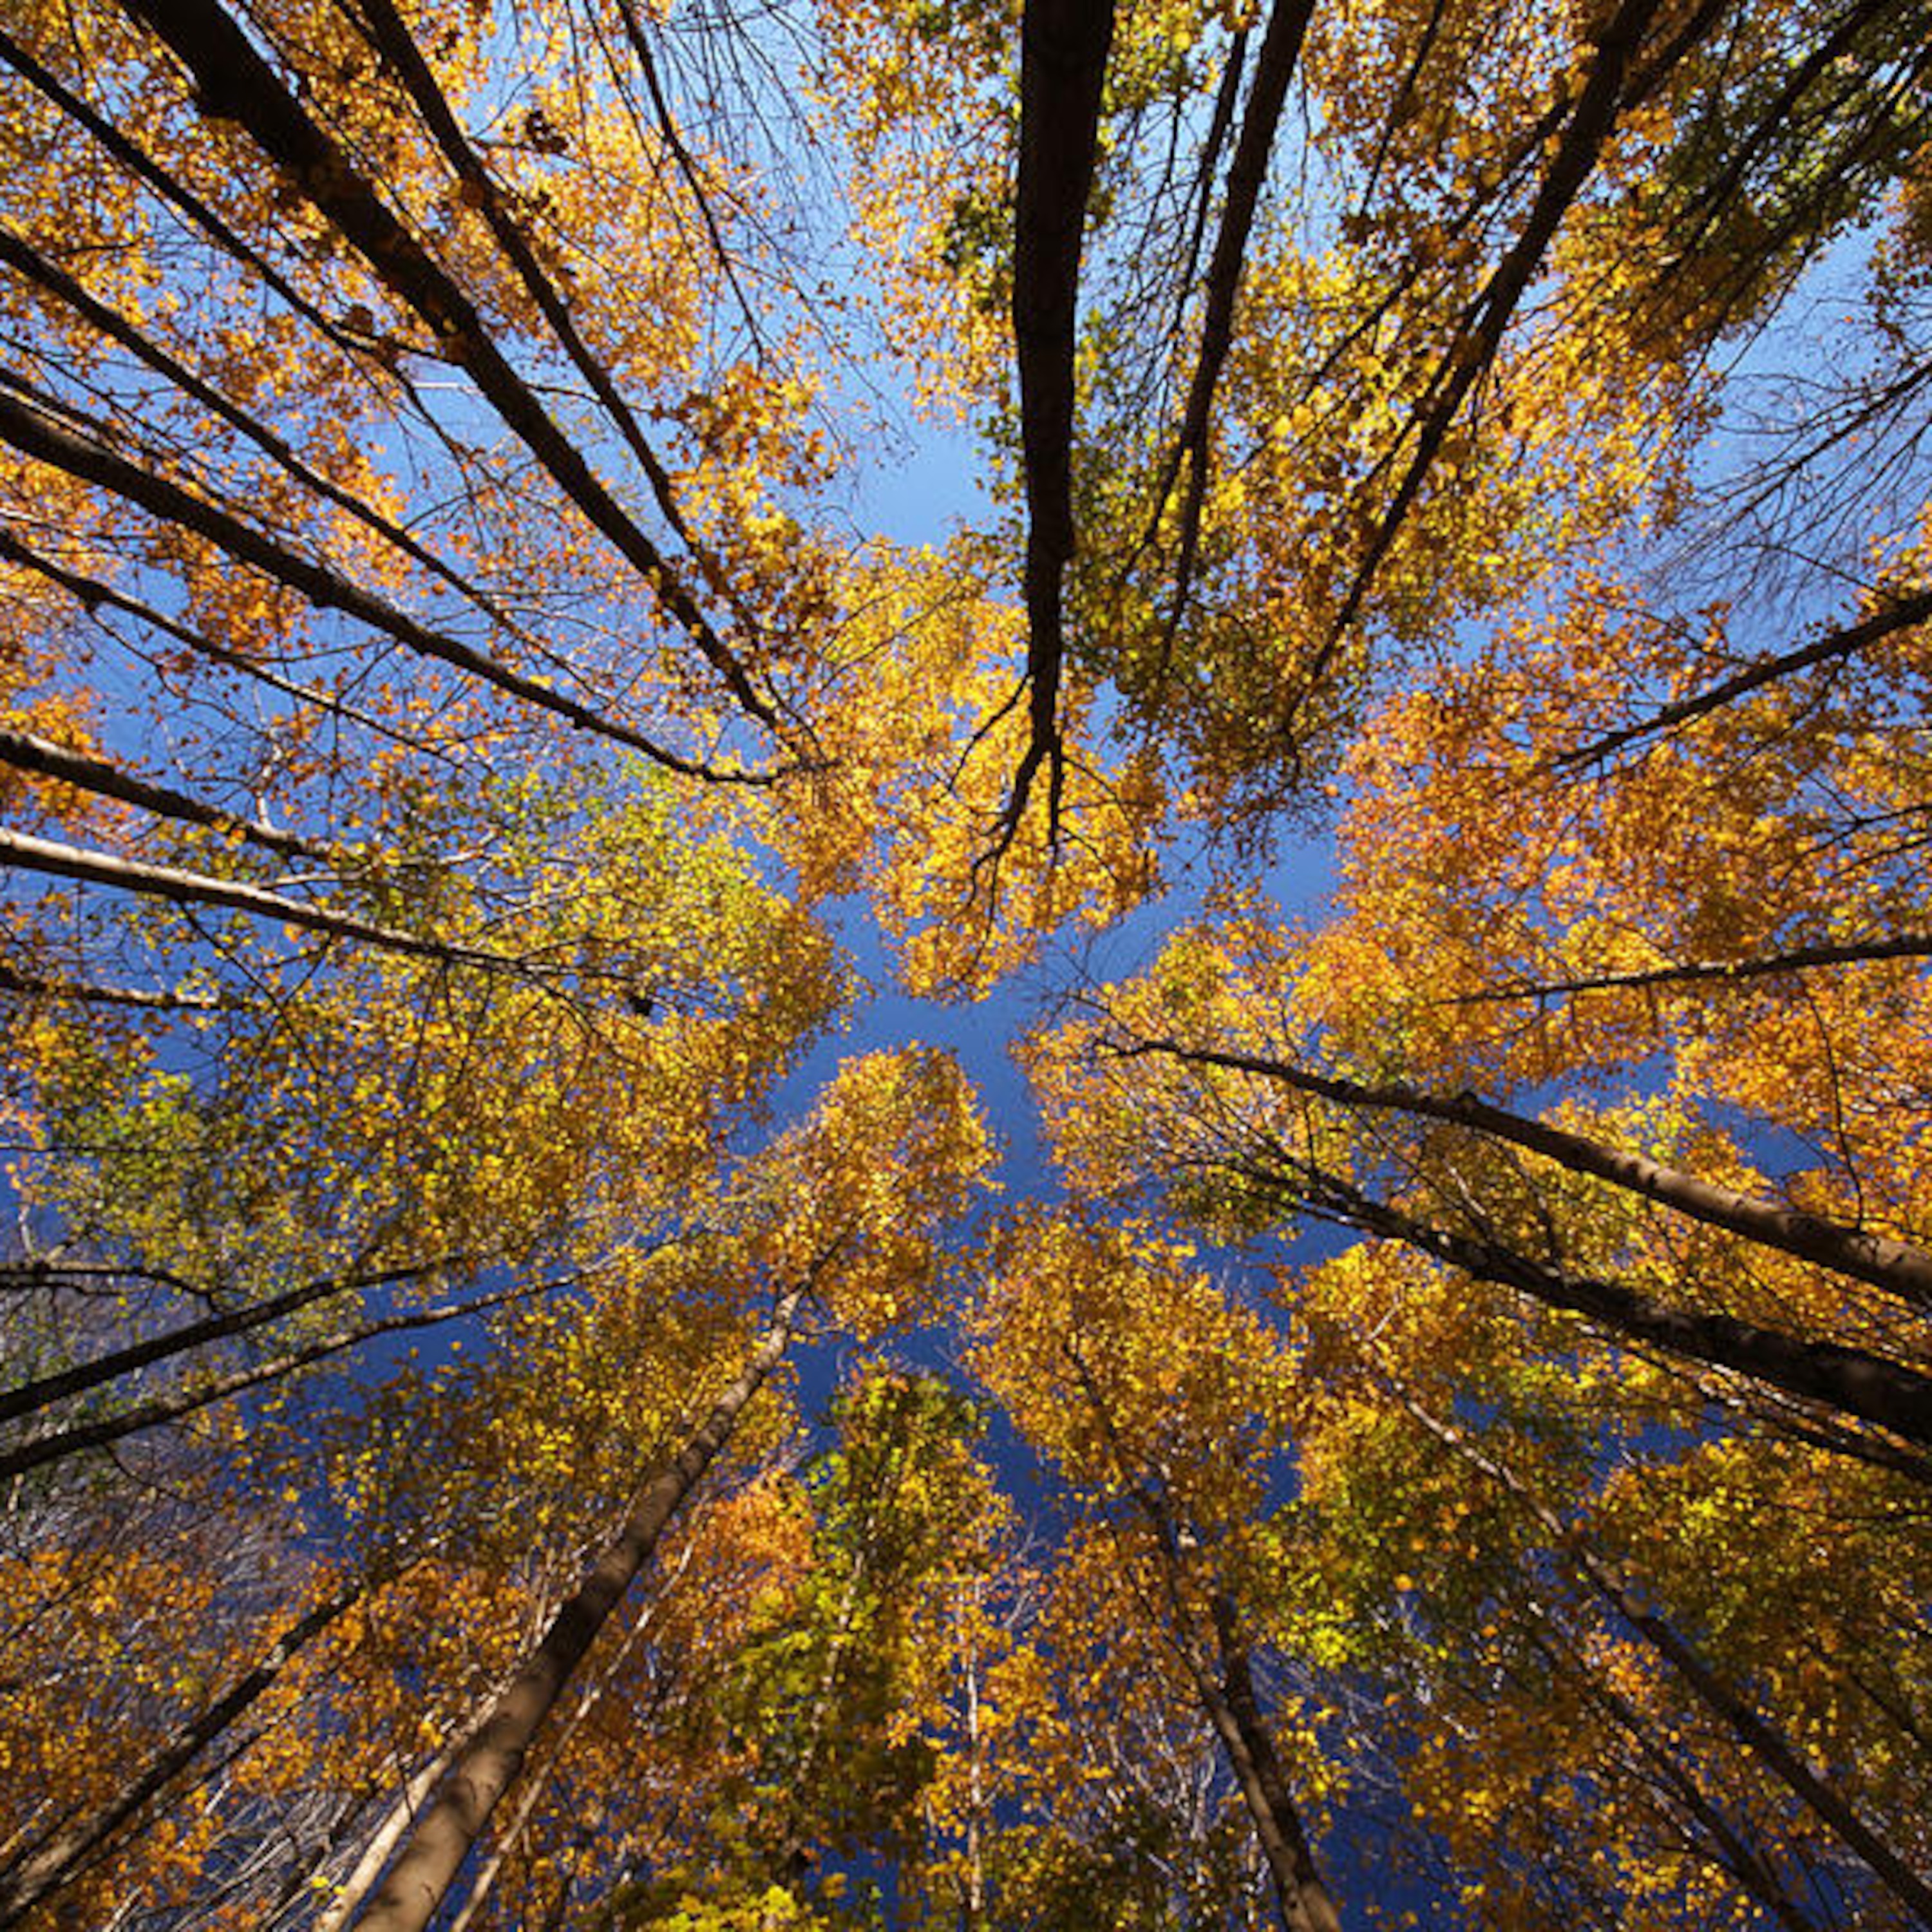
(0, 387), (763, 784)
(0, 531), (514, 773)
(1648, 0), (1922, 308)
(1548, 585), (1932, 769)
(605, 0), (766, 355)
(343, 0), (755, 647)
(0, 24), (371, 363)
(0, 1586), (361, 1927)
(1154, 0), (1320, 641)
(1290, 0), (1675, 730)
(0, 1278), (552, 1483)
(1571, 1649), (1823, 1932)
(0, 960), (218, 1010)
(1164, 32), (1249, 370)
(0, 222), (536, 645)
(1403, 1397), (1932, 1926)
(0, 725), (336, 863)
(1309, 1172), (1932, 1451)
(1356, 0), (1451, 216)
(0, 1257), (456, 1428)
(119, 0), (779, 733)
(1060, 1338), (1344, 1931)
(1117, 1034), (1932, 1311)
(1459, 930), (1932, 1002)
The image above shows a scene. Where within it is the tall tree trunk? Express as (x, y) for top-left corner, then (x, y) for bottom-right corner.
(315, 1741), (462, 1932)
(0, 1586), (359, 1927)
(354, 1283), (805, 1932)
(1196, 1593), (1344, 1932)
(0, 1279), (545, 1482)
(1283, 1162), (1932, 1450)
(0, 1258), (449, 1429)
(1063, 1339), (1346, 1930)
(955, 1582), (988, 1932)
(1126, 1037), (1932, 1310)
(1548, 1634), (1822, 1932)
(443, 1566), (677, 1932)
(1002, 0), (1118, 837)
(1402, 1396), (1932, 1925)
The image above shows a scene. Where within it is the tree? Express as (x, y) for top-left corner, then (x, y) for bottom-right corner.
(973, 1214), (1347, 1932)
(5, 0), (1932, 1924)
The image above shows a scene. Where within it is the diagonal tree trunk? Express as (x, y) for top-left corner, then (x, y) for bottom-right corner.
(118, 0), (777, 734)
(1063, 1341), (1344, 1931)
(1401, 1394), (1932, 1926)
(1121, 1035), (1932, 1309)
(1201, 1593), (1344, 1932)
(0, 1587), (361, 1927)
(353, 1282), (806, 1932)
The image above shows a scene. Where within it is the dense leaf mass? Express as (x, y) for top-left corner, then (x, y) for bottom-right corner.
(1, 0), (1930, 1925)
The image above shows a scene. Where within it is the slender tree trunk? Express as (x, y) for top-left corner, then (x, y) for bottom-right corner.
(1124, 1036), (1932, 1310)
(354, 1283), (805, 1932)
(1458, 930), (1932, 1002)
(956, 1584), (987, 1932)
(0, 1258), (448, 1428)
(0, 1587), (359, 1927)
(1061, 1339), (1346, 1931)
(1402, 1397), (1932, 1925)
(1156, 0), (1318, 629)
(120, 0), (776, 734)
(0, 960), (217, 1010)
(1198, 1594), (1344, 1932)
(443, 1566), (676, 1932)
(0, 825), (515, 974)
(0, 723), (335, 861)
(0, 1278), (546, 1482)
(1273, 1162), (1932, 1450)
(1547, 1634), (1821, 1932)
(1144, 1560), (1336, 1931)
(315, 1743), (462, 1932)
(1003, 0), (1118, 835)
(1551, 584), (1932, 768)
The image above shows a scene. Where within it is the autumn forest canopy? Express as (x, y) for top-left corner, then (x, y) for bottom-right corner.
(3, 0), (1932, 1924)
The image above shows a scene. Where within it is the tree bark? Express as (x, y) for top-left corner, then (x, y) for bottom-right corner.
(1157, 0), (1319, 630)
(0, 387), (736, 783)
(1002, 0), (1117, 840)
(1203, 1595), (1345, 1932)
(315, 1743), (462, 1932)
(1063, 1341), (1345, 1931)
(353, 1283), (805, 1932)
(1552, 584), (1932, 769)
(120, 0), (776, 733)
(0, 725), (334, 863)
(1403, 1397), (1932, 1926)
(0, 825), (515, 974)
(0, 1258), (446, 1429)
(0, 960), (216, 1010)
(0, 1279), (546, 1482)
(1322, 1177), (1932, 1451)
(1459, 931), (1932, 1003)
(1308, 0), (1671, 706)
(1123, 1035), (1932, 1310)
(0, 1587), (359, 1927)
